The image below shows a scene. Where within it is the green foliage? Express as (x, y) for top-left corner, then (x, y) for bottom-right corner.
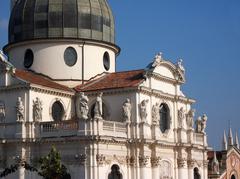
(0, 161), (38, 178)
(38, 146), (71, 179)
(0, 146), (71, 179)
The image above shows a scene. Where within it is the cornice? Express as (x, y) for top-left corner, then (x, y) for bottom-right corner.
(0, 135), (208, 152)
(83, 87), (138, 96)
(4, 38), (120, 55)
(30, 84), (74, 97)
(74, 83), (195, 105)
(139, 86), (196, 104)
(149, 72), (184, 85)
(0, 84), (74, 97)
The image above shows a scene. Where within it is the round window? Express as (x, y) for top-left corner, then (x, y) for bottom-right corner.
(103, 52), (110, 71)
(24, 49), (34, 68)
(64, 47), (77, 66)
(52, 101), (64, 121)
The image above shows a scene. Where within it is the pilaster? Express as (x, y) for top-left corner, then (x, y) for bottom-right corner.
(15, 121), (26, 139)
(177, 128), (187, 143)
(139, 122), (151, 139)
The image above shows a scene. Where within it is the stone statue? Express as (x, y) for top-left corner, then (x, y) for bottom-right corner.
(151, 52), (163, 68)
(195, 117), (202, 133)
(33, 97), (43, 122)
(0, 101), (5, 122)
(152, 103), (160, 125)
(0, 50), (7, 62)
(16, 97), (24, 122)
(139, 99), (149, 122)
(186, 109), (195, 129)
(122, 98), (132, 122)
(178, 107), (185, 128)
(94, 92), (103, 119)
(76, 92), (89, 120)
(177, 59), (185, 73)
(201, 114), (207, 133)
(195, 114), (208, 133)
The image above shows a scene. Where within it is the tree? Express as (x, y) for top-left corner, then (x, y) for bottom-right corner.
(38, 146), (71, 179)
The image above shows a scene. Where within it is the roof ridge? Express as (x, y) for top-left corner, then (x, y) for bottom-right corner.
(76, 73), (111, 90)
(113, 69), (144, 74)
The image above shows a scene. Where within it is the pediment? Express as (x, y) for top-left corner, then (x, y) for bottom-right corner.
(147, 61), (185, 83)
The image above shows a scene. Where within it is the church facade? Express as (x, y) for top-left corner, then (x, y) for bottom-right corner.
(208, 129), (240, 179)
(0, 0), (209, 178)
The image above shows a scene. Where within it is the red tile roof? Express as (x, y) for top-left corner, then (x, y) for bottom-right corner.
(15, 69), (73, 92)
(75, 69), (145, 92)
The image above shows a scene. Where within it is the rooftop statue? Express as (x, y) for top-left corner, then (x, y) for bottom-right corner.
(151, 52), (163, 68)
(177, 59), (185, 73)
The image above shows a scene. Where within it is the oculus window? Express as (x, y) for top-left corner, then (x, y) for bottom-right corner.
(24, 49), (34, 68)
(103, 52), (110, 71)
(52, 101), (64, 121)
(160, 103), (170, 133)
(64, 47), (77, 67)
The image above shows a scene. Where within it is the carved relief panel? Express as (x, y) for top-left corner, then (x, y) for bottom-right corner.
(159, 160), (173, 179)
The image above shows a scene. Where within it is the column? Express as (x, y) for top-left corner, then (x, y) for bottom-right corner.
(203, 160), (209, 179)
(187, 160), (194, 179)
(178, 159), (188, 179)
(139, 155), (150, 179)
(15, 121), (25, 138)
(151, 157), (160, 179)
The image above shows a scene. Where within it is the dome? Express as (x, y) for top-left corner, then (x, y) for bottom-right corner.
(8, 0), (115, 45)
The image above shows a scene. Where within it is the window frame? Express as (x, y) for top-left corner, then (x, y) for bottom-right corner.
(159, 103), (170, 133)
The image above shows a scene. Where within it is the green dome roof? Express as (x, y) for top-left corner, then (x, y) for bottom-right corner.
(9, 0), (115, 44)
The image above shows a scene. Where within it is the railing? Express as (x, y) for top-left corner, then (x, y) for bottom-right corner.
(0, 119), (127, 139)
(102, 121), (127, 137)
(0, 122), (16, 139)
(40, 120), (78, 138)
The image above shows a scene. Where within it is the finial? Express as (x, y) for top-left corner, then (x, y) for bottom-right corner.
(0, 50), (6, 61)
(213, 151), (218, 162)
(228, 127), (233, 147)
(211, 151), (219, 174)
(222, 130), (227, 151)
(235, 132), (239, 149)
(0, 50), (16, 75)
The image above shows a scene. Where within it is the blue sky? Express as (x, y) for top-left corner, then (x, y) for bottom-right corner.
(1, 0), (240, 149)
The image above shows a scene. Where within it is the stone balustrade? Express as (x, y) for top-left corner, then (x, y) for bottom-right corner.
(40, 120), (78, 138)
(102, 120), (127, 137)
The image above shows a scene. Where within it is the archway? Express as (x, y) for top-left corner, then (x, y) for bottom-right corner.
(194, 167), (201, 179)
(231, 175), (236, 179)
(108, 165), (123, 179)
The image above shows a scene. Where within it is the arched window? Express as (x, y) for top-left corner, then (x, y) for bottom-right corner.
(194, 167), (201, 179)
(52, 101), (65, 121)
(231, 175), (236, 179)
(108, 165), (122, 179)
(160, 103), (170, 133)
